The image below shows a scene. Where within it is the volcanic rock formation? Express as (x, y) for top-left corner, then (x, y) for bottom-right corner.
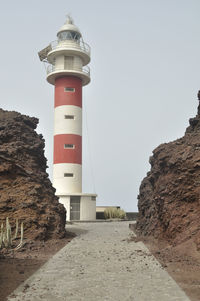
(136, 93), (200, 250)
(0, 109), (66, 240)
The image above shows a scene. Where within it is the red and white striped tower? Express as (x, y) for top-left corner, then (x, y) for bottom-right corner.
(39, 16), (96, 220)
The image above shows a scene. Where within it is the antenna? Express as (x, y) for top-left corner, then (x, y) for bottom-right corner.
(65, 14), (73, 24)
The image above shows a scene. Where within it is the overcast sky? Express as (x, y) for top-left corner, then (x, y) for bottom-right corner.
(0, 0), (200, 211)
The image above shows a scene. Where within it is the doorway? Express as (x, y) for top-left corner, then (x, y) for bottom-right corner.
(70, 196), (80, 220)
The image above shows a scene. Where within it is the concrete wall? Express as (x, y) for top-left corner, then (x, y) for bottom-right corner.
(53, 163), (82, 194)
(80, 196), (96, 221)
(126, 212), (138, 221)
(54, 54), (63, 70)
(54, 105), (82, 136)
(59, 195), (70, 221)
(54, 53), (82, 72)
(53, 77), (82, 195)
(59, 194), (96, 221)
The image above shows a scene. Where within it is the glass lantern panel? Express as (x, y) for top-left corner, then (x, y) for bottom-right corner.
(58, 31), (80, 41)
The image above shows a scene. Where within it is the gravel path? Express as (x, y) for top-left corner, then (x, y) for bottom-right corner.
(8, 222), (190, 301)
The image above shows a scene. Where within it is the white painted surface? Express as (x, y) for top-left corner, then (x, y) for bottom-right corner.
(47, 69), (90, 86)
(57, 22), (81, 37)
(53, 163), (82, 194)
(58, 192), (97, 197)
(58, 193), (96, 221)
(80, 195), (96, 220)
(47, 44), (90, 66)
(73, 56), (82, 71)
(64, 55), (73, 69)
(54, 54), (82, 72)
(54, 105), (82, 136)
(58, 196), (70, 221)
(55, 54), (64, 70)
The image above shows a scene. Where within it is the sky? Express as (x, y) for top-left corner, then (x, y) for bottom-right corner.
(0, 0), (200, 211)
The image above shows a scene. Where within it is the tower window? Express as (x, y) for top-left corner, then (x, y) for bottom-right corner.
(64, 144), (74, 149)
(64, 115), (74, 119)
(64, 87), (75, 92)
(64, 173), (73, 177)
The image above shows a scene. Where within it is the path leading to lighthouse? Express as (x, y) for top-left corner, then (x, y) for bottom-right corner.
(8, 222), (190, 301)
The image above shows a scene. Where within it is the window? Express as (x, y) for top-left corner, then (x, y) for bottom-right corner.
(64, 173), (73, 177)
(91, 196), (96, 201)
(64, 144), (74, 149)
(64, 87), (75, 92)
(64, 115), (74, 119)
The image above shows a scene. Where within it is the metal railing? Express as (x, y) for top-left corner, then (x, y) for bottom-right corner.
(46, 65), (90, 77)
(50, 39), (91, 56)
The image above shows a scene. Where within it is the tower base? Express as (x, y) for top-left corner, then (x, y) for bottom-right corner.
(57, 193), (97, 221)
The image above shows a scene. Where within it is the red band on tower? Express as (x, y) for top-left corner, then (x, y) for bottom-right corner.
(54, 77), (82, 108)
(54, 134), (82, 164)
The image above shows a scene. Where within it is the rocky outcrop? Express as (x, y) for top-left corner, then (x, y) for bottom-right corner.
(136, 93), (200, 249)
(0, 109), (66, 241)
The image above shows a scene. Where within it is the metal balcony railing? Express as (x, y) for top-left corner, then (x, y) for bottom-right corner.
(46, 65), (90, 77)
(50, 39), (91, 56)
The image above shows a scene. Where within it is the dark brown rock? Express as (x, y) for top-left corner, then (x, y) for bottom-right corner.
(0, 108), (66, 241)
(136, 93), (200, 249)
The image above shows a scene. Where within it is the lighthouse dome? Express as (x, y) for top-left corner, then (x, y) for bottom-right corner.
(57, 16), (82, 41)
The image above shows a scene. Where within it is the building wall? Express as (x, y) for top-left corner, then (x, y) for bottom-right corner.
(54, 77), (82, 108)
(55, 54), (64, 70)
(54, 54), (82, 72)
(80, 196), (96, 220)
(53, 77), (82, 195)
(53, 164), (82, 194)
(54, 134), (82, 164)
(59, 195), (70, 221)
(54, 105), (82, 136)
(59, 195), (96, 221)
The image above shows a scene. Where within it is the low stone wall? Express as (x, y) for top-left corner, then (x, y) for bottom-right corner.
(126, 212), (138, 220)
(96, 211), (138, 220)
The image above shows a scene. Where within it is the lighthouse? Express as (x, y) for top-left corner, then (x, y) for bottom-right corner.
(38, 16), (96, 221)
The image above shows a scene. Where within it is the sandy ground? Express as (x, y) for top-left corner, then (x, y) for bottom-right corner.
(0, 234), (74, 301)
(6, 221), (190, 301)
(134, 234), (200, 301)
